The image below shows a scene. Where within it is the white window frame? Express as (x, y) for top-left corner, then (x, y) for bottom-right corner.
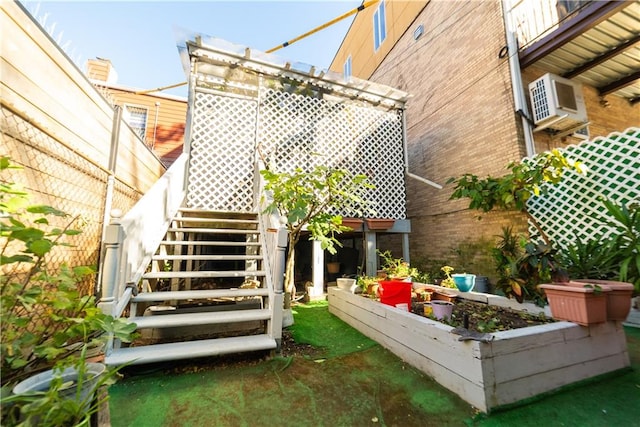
(373, 0), (387, 51)
(123, 104), (149, 142)
(343, 55), (352, 79)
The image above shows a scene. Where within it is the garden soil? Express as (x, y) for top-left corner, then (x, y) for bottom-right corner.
(108, 301), (640, 427)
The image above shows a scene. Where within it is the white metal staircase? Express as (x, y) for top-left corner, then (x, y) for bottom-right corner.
(104, 208), (279, 366)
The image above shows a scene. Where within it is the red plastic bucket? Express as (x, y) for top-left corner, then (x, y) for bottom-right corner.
(378, 280), (411, 311)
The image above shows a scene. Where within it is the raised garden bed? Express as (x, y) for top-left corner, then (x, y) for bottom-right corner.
(328, 286), (630, 413)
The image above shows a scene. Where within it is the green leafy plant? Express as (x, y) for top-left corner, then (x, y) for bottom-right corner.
(1, 348), (122, 426)
(410, 257), (451, 283)
(356, 275), (381, 297)
(602, 199), (640, 292)
(377, 250), (418, 280)
(448, 149), (585, 245)
(0, 157), (136, 423)
(560, 235), (618, 280)
(261, 165), (373, 307)
(491, 226), (551, 304)
(440, 266), (456, 288)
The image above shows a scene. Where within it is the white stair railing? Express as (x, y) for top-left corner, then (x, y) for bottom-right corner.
(98, 153), (188, 318)
(255, 159), (286, 346)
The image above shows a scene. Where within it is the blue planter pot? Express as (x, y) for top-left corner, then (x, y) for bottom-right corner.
(452, 274), (476, 292)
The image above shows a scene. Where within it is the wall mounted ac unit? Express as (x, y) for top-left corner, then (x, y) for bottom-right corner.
(528, 73), (587, 132)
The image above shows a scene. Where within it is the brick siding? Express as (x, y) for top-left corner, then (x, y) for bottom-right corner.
(372, 0), (527, 265)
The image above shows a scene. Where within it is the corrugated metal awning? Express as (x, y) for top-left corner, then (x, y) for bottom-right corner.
(519, 1), (640, 103)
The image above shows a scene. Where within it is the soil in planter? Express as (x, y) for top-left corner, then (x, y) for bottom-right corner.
(413, 299), (555, 332)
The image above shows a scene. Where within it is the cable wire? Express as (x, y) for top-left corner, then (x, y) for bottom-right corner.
(266, 0), (379, 53)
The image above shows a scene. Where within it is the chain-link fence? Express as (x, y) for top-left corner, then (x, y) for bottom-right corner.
(1, 105), (143, 294)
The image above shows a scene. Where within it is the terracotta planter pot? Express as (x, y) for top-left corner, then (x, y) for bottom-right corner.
(327, 262), (340, 274)
(573, 279), (634, 321)
(365, 218), (395, 230)
(539, 282), (611, 326)
(341, 218), (363, 231)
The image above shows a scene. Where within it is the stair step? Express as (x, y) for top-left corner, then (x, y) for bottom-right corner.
(131, 288), (269, 303)
(131, 308), (271, 329)
(178, 208), (257, 217)
(105, 334), (277, 366)
(173, 217), (258, 225)
(168, 227), (259, 234)
(142, 270), (266, 280)
(159, 241), (262, 247)
(151, 254), (263, 261)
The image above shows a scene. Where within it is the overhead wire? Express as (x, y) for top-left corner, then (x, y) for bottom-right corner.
(266, 0), (378, 53)
(133, 1), (375, 94)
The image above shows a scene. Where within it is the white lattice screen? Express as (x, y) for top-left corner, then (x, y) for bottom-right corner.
(186, 86), (406, 218)
(257, 88), (406, 219)
(527, 127), (640, 248)
(187, 91), (258, 211)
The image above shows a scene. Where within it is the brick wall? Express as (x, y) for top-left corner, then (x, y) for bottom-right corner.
(372, 0), (526, 265)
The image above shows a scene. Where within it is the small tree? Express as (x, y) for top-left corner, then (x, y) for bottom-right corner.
(261, 166), (372, 307)
(448, 150), (584, 302)
(447, 149), (585, 245)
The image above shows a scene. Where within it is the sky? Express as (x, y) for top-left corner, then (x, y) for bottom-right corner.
(22, 0), (362, 97)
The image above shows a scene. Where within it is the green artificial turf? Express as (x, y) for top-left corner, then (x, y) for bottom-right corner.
(288, 300), (378, 358)
(109, 303), (640, 427)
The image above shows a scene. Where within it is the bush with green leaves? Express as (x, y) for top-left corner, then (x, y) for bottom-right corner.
(602, 199), (640, 292)
(559, 199), (639, 293)
(491, 227), (559, 305)
(448, 149), (584, 245)
(261, 165), (373, 306)
(0, 157), (136, 387)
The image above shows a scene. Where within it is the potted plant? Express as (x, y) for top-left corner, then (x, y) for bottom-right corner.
(439, 265), (456, 288)
(558, 198), (638, 320)
(261, 165), (373, 323)
(340, 217), (363, 232)
(377, 250), (417, 281)
(3, 349), (120, 426)
(365, 218), (395, 230)
(355, 275), (381, 297)
(538, 282), (611, 326)
(0, 157), (136, 424)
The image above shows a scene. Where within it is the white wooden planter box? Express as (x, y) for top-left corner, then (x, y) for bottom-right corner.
(328, 287), (630, 413)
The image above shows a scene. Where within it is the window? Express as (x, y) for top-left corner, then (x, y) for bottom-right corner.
(373, 0), (386, 51)
(123, 104), (148, 141)
(343, 56), (352, 79)
(557, 0), (590, 20)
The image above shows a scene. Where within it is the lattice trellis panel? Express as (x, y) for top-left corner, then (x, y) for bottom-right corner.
(187, 92), (258, 211)
(527, 127), (640, 249)
(257, 88), (406, 219)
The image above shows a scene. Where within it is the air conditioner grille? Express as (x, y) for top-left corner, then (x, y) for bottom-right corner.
(531, 79), (549, 122)
(555, 81), (577, 111)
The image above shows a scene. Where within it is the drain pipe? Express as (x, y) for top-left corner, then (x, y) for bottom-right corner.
(502, 0), (536, 157)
